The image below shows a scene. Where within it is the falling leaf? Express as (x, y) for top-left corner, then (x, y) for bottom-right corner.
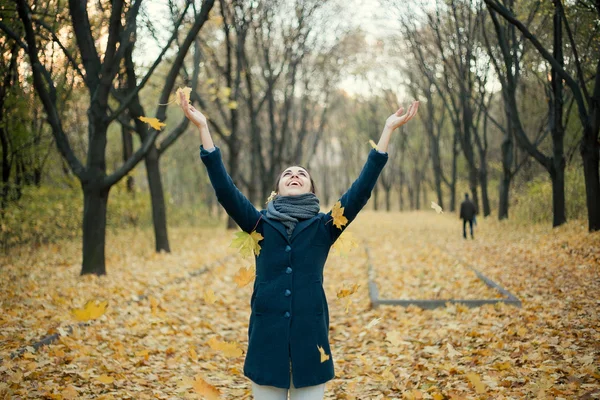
(466, 372), (486, 394)
(138, 116), (166, 131)
(317, 345), (330, 363)
(330, 201), (348, 230)
(192, 374), (221, 400)
(331, 231), (358, 257)
(71, 300), (108, 321)
(337, 283), (360, 298)
(431, 201), (444, 214)
(366, 317), (382, 329)
(203, 289), (216, 304)
(369, 139), (378, 150)
(233, 266), (254, 288)
(230, 230), (263, 258)
(266, 191), (277, 204)
(207, 337), (243, 358)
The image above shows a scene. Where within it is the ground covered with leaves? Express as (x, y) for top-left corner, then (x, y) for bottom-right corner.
(1, 211), (599, 399)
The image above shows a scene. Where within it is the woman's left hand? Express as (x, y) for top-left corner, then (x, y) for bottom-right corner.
(385, 100), (420, 131)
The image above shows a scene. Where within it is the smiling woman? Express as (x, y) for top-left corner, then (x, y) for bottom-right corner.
(274, 166), (317, 196)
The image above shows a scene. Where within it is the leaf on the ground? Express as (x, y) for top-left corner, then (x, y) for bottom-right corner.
(71, 300), (108, 321)
(366, 317), (382, 329)
(431, 201), (443, 214)
(97, 375), (114, 385)
(317, 345), (329, 363)
(230, 230), (263, 258)
(192, 374), (221, 399)
(466, 372), (486, 394)
(138, 116), (166, 131)
(233, 266), (254, 288)
(330, 201), (348, 230)
(385, 331), (402, 347)
(207, 337), (243, 358)
(203, 289), (216, 304)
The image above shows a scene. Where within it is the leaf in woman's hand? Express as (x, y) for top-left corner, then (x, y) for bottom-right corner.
(177, 87), (192, 105)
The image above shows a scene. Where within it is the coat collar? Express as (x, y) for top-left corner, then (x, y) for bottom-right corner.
(260, 210), (321, 244)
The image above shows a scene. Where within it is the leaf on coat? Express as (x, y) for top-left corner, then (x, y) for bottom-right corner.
(192, 374), (221, 399)
(431, 201), (444, 214)
(230, 230), (263, 258)
(203, 289), (216, 304)
(71, 300), (108, 321)
(233, 266), (254, 288)
(330, 201), (348, 230)
(331, 231), (358, 257)
(337, 283), (360, 298)
(466, 372), (486, 394)
(369, 139), (378, 150)
(317, 345), (330, 363)
(207, 337), (243, 358)
(138, 116), (166, 131)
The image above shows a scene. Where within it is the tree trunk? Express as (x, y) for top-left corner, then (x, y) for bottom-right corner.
(479, 165), (491, 217)
(449, 129), (459, 212)
(581, 127), (600, 231)
(145, 146), (170, 252)
(498, 115), (514, 220)
(121, 123), (134, 193)
(373, 183), (379, 211)
(81, 182), (110, 275)
(385, 188), (391, 211)
(550, 166), (566, 227)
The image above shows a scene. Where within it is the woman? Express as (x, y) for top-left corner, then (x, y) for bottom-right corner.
(179, 91), (418, 400)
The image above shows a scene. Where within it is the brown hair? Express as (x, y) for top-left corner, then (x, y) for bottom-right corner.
(274, 165), (316, 195)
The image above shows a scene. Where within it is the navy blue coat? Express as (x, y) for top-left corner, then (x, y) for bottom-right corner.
(200, 145), (388, 389)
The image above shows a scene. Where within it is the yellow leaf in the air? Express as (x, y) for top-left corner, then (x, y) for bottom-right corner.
(97, 374), (114, 385)
(230, 230), (263, 258)
(330, 201), (348, 230)
(138, 116), (166, 131)
(366, 317), (382, 329)
(227, 100), (238, 109)
(317, 345), (330, 363)
(369, 139), (378, 150)
(233, 266), (255, 288)
(466, 372), (486, 394)
(337, 283), (360, 298)
(431, 201), (443, 214)
(331, 231), (358, 257)
(207, 337), (244, 358)
(71, 300), (108, 321)
(192, 374), (221, 400)
(203, 289), (217, 304)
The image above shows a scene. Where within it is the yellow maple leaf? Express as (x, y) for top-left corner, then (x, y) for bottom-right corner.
(177, 86), (192, 105)
(71, 300), (108, 321)
(97, 374), (114, 385)
(331, 231), (358, 257)
(369, 139), (378, 150)
(192, 374), (221, 400)
(430, 201), (443, 214)
(230, 230), (263, 258)
(207, 337), (243, 358)
(317, 345), (329, 363)
(203, 289), (216, 304)
(337, 283), (360, 299)
(233, 266), (255, 288)
(466, 372), (486, 394)
(138, 116), (166, 131)
(330, 201), (348, 230)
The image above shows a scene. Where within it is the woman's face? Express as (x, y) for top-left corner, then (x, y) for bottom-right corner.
(278, 166), (312, 196)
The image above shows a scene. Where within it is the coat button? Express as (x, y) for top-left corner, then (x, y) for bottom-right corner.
(285, 245), (291, 252)
(284, 289), (291, 296)
(286, 267), (292, 274)
(284, 311), (290, 318)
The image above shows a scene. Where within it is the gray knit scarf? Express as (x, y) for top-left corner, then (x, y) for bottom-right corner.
(266, 192), (320, 238)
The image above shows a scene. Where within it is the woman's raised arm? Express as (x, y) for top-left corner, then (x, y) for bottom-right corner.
(325, 101), (419, 243)
(179, 91), (261, 233)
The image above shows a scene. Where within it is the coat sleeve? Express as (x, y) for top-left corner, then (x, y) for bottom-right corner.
(325, 148), (388, 243)
(200, 145), (262, 233)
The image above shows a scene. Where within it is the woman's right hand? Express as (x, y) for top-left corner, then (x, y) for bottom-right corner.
(179, 91), (208, 129)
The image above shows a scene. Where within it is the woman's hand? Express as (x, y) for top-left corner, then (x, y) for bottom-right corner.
(179, 91), (208, 129)
(384, 100), (420, 131)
